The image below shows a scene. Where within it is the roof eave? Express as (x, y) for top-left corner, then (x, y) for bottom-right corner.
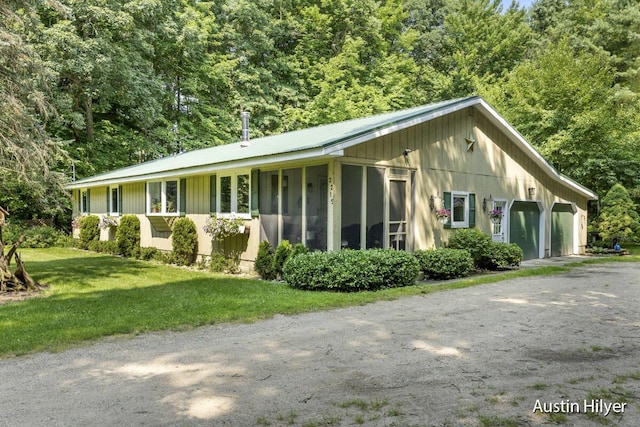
(66, 147), (339, 189)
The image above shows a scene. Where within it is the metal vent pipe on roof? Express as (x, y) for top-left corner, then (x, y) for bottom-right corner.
(241, 111), (250, 147)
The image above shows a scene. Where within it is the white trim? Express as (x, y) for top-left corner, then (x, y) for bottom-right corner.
(108, 186), (120, 216)
(146, 179), (180, 216)
(450, 191), (471, 229)
(216, 170), (251, 215)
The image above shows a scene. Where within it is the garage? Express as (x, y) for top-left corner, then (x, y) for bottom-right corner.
(510, 201), (541, 260)
(551, 203), (574, 256)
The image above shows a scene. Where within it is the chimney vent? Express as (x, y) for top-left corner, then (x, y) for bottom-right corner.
(240, 111), (250, 147)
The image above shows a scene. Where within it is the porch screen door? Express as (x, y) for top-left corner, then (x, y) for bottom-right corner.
(388, 178), (408, 250)
(491, 201), (507, 242)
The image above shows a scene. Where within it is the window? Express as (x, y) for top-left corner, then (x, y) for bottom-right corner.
(147, 180), (180, 215)
(444, 191), (475, 228)
(217, 173), (251, 215)
(109, 186), (120, 216)
(80, 189), (89, 214)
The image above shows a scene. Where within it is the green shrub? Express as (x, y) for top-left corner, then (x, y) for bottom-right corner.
(115, 215), (141, 258)
(273, 240), (293, 279)
(255, 241), (276, 280)
(209, 251), (228, 273)
(283, 249), (420, 292)
(79, 215), (100, 249)
(414, 248), (474, 280)
(479, 242), (523, 270)
(139, 246), (163, 261)
(446, 228), (491, 266)
(291, 242), (310, 258)
(87, 240), (119, 254)
(2, 222), (68, 248)
(171, 217), (198, 266)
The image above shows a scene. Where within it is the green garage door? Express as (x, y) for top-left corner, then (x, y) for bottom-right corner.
(551, 204), (574, 257)
(510, 201), (540, 260)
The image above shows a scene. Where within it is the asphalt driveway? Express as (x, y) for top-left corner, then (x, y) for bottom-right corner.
(1, 262), (639, 426)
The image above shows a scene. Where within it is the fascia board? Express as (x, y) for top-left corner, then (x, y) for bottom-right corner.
(66, 147), (334, 189)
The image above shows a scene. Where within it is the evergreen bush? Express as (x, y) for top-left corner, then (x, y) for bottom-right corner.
(273, 240), (293, 279)
(596, 183), (640, 242)
(115, 215), (141, 258)
(255, 241), (276, 280)
(414, 248), (474, 280)
(79, 215), (100, 249)
(171, 217), (199, 266)
(291, 242), (310, 258)
(2, 222), (67, 248)
(283, 249), (420, 292)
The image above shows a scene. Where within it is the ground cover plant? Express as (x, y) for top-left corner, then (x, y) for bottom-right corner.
(1, 247), (639, 358)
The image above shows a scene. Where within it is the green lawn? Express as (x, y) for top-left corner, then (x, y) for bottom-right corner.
(1, 247), (638, 358)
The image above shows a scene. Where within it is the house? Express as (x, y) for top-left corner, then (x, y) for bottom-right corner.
(66, 96), (597, 268)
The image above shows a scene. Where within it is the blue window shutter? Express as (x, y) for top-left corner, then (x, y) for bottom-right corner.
(209, 175), (217, 213)
(251, 169), (260, 217)
(179, 178), (187, 216)
(469, 193), (476, 228)
(106, 188), (110, 213)
(443, 192), (451, 229)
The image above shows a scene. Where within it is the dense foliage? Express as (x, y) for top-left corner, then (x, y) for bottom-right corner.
(115, 215), (141, 258)
(78, 215), (100, 249)
(595, 183), (640, 242)
(171, 218), (199, 266)
(283, 249), (420, 291)
(447, 228), (523, 270)
(414, 248), (474, 280)
(2, 0), (640, 226)
(255, 241), (276, 280)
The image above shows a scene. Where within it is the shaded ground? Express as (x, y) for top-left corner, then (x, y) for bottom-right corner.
(1, 262), (639, 426)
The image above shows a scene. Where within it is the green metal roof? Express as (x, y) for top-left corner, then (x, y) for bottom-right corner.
(67, 97), (478, 188)
(65, 95), (597, 200)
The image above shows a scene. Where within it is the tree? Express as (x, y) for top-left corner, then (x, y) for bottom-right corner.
(483, 39), (640, 195)
(0, 1), (69, 220)
(596, 183), (640, 242)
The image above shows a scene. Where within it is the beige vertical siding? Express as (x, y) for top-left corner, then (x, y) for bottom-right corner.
(342, 106), (589, 256)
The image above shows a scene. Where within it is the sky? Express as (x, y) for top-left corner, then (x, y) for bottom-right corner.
(502, 0), (536, 9)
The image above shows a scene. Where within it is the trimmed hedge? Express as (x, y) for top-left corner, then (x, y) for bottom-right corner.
(171, 217), (198, 266)
(447, 228), (523, 270)
(79, 215), (100, 249)
(283, 249), (420, 292)
(446, 228), (491, 266)
(414, 248), (473, 280)
(115, 215), (141, 258)
(479, 242), (523, 269)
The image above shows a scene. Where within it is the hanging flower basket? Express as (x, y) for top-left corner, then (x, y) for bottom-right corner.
(489, 209), (502, 224)
(435, 208), (450, 224)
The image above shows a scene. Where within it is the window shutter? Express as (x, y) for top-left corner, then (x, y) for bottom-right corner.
(469, 193), (476, 228)
(106, 188), (110, 213)
(77, 190), (81, 214)
(443, 192), (451, 229)
(209, 175), (217, 213)
(86, 189), (91, 214)
(251, 169), (260, 217)
(145, 182), (148, 214)
(118, 185), (123, 214)
(179, 178), (187, 216)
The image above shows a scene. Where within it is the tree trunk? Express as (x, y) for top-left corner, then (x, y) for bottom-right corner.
(0, 233), (45, 292)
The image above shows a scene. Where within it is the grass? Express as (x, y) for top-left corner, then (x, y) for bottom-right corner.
(1, 247), (639, 358)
